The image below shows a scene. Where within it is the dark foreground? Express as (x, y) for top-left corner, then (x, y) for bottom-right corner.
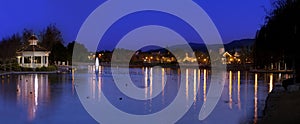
(259, 90), (300, 124)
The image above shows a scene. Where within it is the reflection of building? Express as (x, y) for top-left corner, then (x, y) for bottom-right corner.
(16, 35), (50, 68)
(16, 74), (50, 121)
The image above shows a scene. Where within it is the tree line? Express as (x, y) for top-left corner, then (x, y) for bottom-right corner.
(0, 24), (90, 66)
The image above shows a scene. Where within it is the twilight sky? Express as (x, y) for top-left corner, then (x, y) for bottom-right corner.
(0, 0), (271, 51)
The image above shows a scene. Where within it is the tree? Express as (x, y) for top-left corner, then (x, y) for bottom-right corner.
(66, 41), (75, 63)
(49, 42), (68, 64)
(254, 0), (300, 72)
(38, 24), (68, 64)
(69, 41), (90, 63)
(40, 24), (64, 50)
(0, 33), (22, 63)
(21, 28), (34, 45)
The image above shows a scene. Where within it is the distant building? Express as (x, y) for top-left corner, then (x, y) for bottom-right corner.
(88, 52), (96, 60)
(221, 51), (241, 64)
(182, 53), (197, 63)
(16, 35), (50, 68)
(221, 52), (233, 64)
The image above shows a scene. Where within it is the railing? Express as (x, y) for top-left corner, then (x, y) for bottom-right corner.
(21, 63), (48, 68)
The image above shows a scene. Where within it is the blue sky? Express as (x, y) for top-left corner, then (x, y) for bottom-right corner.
(0, 0), (271, 51)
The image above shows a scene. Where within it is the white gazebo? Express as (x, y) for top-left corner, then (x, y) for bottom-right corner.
(16, 35), (50, 68)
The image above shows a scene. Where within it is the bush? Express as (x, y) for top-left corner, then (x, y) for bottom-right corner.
(11, 63), (21, 71)
(47, 65), (57, 71)
(34, 65), (57, 71)
(36, 66), (47, 71)
(0, 65), (4, 71)
(21, 67), (34, 71)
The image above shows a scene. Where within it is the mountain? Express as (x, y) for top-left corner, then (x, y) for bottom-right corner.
(142, 39), (255, 53)
(224, 39), (255, 51)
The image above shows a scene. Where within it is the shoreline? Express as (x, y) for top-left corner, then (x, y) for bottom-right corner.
(74, 62), (253, 71)
(249, 69), (294, 74)
(258, 84), (300, 124)
(0, 71), (63, 76)
(0, 65), (73, 76)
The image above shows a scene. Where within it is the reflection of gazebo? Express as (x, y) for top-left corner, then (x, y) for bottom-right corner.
(16, 35), (50, 68)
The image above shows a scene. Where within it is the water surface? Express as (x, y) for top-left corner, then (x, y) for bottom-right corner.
(0, 67), (292, 123)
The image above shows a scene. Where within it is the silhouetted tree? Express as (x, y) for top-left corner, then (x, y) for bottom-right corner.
(66, 41), (75, 64)
(38, 24), (69, 64)
(40, 24), (64, 50)
(49, 42), (68, 64)
(70, 41), (90, 63)
(21, 28), (34, 45)
(254, 0), (300, 73)
(0, 33), (22, 63)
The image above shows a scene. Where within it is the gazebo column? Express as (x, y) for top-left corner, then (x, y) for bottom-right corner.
(46, 56), (49, 67)
(17, 57), (20, 64)
(44, 56), (46, 66)
(41, 56), (44, 67)
(31, 56), (33, 68)
(21, 56), (24, 66)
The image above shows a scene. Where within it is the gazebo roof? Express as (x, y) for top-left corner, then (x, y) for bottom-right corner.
(16, 44), (49, 53)
(28, 35), (38, 40)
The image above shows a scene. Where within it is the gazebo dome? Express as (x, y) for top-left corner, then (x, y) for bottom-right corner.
(29, 35), (38, 40)
(29, 35), (38, 45)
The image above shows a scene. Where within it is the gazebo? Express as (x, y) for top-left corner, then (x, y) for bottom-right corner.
(16, 35), (50, 68)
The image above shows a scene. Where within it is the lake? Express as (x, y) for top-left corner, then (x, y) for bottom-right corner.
(0, 66), (293, 124)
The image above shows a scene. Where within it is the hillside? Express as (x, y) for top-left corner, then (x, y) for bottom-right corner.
(142, 39), (255, 53)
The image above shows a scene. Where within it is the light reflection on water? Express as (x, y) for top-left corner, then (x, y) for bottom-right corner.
(203, 69), (207, 103)
(238, 71), (241, 110)
(0, 66), (293, 124)
(0, 73), (96, 124)
(85, 66), (290, 123)
(162, 68), (165, 104)
(269, 74), (273, 93)
(229, 71), (233, 109)
(254, 73), (258, 124)
(185, 68), (189, 102)
(16, 74), (50, 121)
